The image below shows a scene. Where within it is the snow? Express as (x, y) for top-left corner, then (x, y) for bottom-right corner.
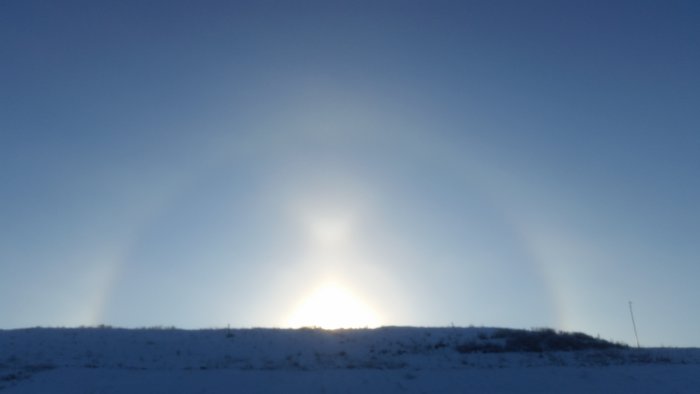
(1, 327), (699, 393)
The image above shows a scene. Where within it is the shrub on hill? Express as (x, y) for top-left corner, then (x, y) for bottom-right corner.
(456, 328), (626, 354)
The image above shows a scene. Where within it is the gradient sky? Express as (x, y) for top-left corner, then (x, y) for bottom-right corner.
(1, 1), (699, 346)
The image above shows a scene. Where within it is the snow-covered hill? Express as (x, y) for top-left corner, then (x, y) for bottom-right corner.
(1, 327), (698, 393)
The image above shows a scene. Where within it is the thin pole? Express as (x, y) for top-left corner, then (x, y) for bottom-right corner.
(629, 301), (640, 348)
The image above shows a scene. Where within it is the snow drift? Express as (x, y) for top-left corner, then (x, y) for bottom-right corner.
(1, 326), (698, 393)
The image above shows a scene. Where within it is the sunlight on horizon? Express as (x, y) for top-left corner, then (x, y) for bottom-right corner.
(283, 200), (383, 329)
(286, 282), (382, 329)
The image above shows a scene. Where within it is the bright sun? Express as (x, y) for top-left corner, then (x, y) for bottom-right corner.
(287, 283), (381, 329)
(285, 204), (383, 329)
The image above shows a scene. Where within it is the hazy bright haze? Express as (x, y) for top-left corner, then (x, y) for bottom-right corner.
(1, 1), (699, 347)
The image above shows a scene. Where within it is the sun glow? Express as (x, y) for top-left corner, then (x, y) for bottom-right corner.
(287, 283), (381, 329)
(283, 197), (383, 329)
(307, 215), (352, 248)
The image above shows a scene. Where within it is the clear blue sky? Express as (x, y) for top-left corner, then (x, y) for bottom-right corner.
(1, 1), (699, 346)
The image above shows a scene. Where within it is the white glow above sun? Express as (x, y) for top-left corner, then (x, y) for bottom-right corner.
(305, 213), (354, 250)
(287, 283), (381, 329)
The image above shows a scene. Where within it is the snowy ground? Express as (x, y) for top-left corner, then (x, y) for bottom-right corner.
(1, 327), (699, 393)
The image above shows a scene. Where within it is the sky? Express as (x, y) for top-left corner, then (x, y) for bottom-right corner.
(1, 0), (699, 346)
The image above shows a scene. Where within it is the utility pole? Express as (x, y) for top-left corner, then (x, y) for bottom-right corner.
(628, 301), (640, 348)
